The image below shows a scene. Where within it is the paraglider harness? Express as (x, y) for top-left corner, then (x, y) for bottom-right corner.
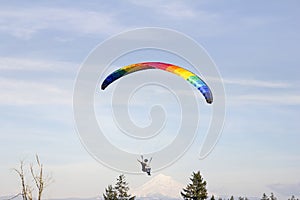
(137, 155), (152, 176)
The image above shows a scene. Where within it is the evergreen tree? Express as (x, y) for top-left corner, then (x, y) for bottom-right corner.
(181, 171), (208, 200)
(103, 185), (117, 200)
(229, 196), (234, 200)
(269, 193), (277, 200)
(210, 195), (215, 200)
(288, 195), (299, 200)
(114, 174), (135, 200)
(261, 193), (269, 200)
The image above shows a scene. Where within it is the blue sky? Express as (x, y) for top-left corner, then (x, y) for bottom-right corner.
(0, 0), (300, 199)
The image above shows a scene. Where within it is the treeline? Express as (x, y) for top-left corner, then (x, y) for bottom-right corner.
(211, 193), (299, 200)
(103, 171), (299, 200)
(12, 156), (299, 200)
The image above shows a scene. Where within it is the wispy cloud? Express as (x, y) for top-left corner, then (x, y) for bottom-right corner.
(0, 78), (71, 106)
(268, 182), (300, 196)
(230, 93), (300, 106)
(0, 7), (125, 39)
(0, 57), (76, 106)
(127, 0), (275, 38)
(0, 57), (77, 71)
(222, 78), (292, 88)
(208, 77), (299, 105)
(98, 74), (299, 106)
(128, 0), (199, 19)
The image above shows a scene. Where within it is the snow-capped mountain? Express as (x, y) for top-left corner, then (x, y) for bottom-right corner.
(132, 174), (184, 199)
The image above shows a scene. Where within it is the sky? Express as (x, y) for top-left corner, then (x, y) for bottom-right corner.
(0, 0), (300, 199)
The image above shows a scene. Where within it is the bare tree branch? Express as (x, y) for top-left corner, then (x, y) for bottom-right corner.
(13, 161), (28, 200)
(30, 155), (50, 200)
(4, 193), (21, 200)
(14, 155), (51, 200)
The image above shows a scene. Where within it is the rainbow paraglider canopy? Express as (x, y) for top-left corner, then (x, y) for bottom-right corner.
(101, 62), (213, 104)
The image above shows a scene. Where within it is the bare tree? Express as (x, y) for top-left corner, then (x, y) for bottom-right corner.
(30, 155), (51, 200)
(14, 155), (51, 200)
(13, 160), (32, 200)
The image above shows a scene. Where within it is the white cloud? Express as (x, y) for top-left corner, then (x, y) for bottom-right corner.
(230, 93), (300, 106)
(240, 15), (278, 29)
(0, 7), (125, 39)
(208, 77), (300, 105)
(268, 182), (300, 196)
(128, 0), (198, 19)
(0, 57), (77, 106)
(159, 2), (197, 19)
(99, 73), (299, 107)
(221, 78), (291, 88)
(0, 56), (79, 106)
(127, 0), (273, 37)
(0, 78), (71, 106)
(0, 57), (77, 71)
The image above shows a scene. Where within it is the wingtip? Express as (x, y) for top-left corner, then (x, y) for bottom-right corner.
(206, 99), (213, 104)
(100, 83), (107, 90)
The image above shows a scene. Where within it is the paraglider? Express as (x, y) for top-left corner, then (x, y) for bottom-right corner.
(101, 62), (213, 104)
(137, 155), (152, 176)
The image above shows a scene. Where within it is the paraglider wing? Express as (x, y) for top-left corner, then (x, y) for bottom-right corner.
(101, 62), (213, 104)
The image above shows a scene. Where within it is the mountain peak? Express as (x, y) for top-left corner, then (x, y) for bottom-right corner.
(132, 174), (184, 199)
